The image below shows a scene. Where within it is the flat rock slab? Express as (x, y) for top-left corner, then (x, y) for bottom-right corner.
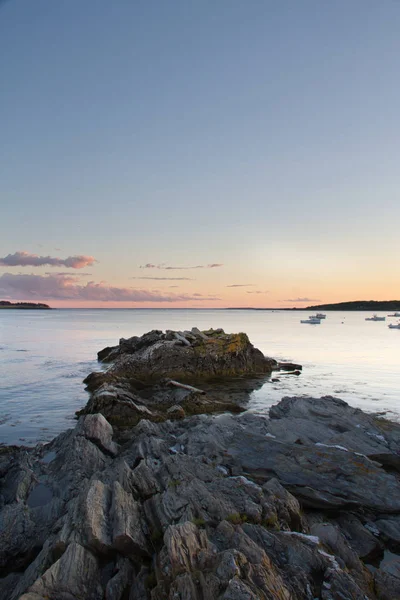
(267, 395), (400, 460)
(225, 430), (400, 511)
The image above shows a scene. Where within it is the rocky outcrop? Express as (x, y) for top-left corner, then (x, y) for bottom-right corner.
(1, 400), (400, 599)
(80, 328), (284, 428)
(93, 327), (277, 376)
(2, 330), (400, 599)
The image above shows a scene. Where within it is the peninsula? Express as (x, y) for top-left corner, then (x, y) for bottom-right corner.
(0, 301), (51, 309)
(1, 328), (399, 600)
(306, 300), (400, 311)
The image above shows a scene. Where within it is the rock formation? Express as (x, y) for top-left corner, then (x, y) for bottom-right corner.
(1, 329), (399, 599)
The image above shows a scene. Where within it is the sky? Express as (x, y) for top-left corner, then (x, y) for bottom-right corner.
(1, 0), (400, 308)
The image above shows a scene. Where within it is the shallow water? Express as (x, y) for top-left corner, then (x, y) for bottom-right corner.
(0, 308), (399, 445)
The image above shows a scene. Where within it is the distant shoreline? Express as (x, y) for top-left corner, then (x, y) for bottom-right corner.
(1, 300), (399, 311)
(0, 301), (51, 310)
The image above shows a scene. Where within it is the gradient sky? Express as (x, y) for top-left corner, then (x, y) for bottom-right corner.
(1, 0), (400, 307)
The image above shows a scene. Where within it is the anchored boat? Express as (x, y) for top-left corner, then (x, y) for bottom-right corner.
(365, 314), (386, 322)
(300, 317), (321, 324)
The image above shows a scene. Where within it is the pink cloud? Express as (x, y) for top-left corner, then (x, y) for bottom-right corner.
(0, 273), (219, 303)
(226, 284), (255, 288)
(246, 290), (269, 294)
(140, 263), (223, 270)
(0, 251), (96, 269)
(45, 272), (92, 277)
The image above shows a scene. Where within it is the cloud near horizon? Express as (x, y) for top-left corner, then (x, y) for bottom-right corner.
(45, 272), (93, 277)
(0, 273), (219, 303)
(140, 263), (223, 270)
(226, 284), (254, 288)
(0, 251), (96, 269)
(246, 290), (269, 294)
(131, 276), (194, 281)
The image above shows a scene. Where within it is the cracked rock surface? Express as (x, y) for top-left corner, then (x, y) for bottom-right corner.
(1, 329), (400, 599)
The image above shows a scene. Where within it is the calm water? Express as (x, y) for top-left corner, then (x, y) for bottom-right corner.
(0, 309), (399, 446)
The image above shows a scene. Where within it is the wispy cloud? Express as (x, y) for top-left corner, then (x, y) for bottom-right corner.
(226, 284), (255, 288)
(45, 272), (92, 277)
(285, 297), (320, 302)
(0, 273), (219, 303)
(246, 290), (269, 294)
(140, 263), (223, 270)
(131, 276), (194, 281)
(0, 251), (96, 269)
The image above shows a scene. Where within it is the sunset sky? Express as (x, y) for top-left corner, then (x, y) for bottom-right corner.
(1, 0), (400, 308)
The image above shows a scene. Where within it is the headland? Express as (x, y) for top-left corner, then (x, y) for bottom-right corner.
(0, 301), (51, 310)
(1, 327), (399, 600)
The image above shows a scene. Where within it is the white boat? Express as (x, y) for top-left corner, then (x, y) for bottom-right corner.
(388, 322), (400, 329)
(300, 317), (321, 324)
(388, 312), (400, 317)
(365, 314), (386, 321)
(316, 313), (326, 319)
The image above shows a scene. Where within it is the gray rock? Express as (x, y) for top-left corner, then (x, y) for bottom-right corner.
(28, 542), (103, 600)
(335, 513), (384, 562)
(105, 557), (133, 600)
(83, 479), (112, 554)
(111, 481), (150, 558)
(77, 414), (119, 457)
(225, 427), (400, 512)
(375, 517), (400, 550)
(92, 329), (277, 384)
(164, 521), (215, 575)
(267, 395), (400, 462)
(6, 331), (400, 600)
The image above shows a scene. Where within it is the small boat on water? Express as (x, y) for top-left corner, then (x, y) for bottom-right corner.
(388, 312), (400, 317)
(365, 314), (386, 322)
(316, 313), (326, 319)
(388, 322), (400, 329)
(300, 317), (321, 324)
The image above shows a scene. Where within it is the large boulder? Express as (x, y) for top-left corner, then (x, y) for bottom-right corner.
(92, 327), (277, 380)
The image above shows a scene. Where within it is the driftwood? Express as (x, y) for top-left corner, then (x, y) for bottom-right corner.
(167, 380), (206, 395)
(174, 332), (191, 346)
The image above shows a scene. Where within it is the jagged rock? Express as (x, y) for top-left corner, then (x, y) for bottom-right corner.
(128, 566), (150, 600)
(163, 521), (215, 575)
(221, 577), (262, 599)
(4, 329), (400, 600)
(77, 414), (119, 457)
(0, 499), (63, 575)
(111, 481), (150, 558)
(28, 542), (103, 600)
(83, 479), (112, 554)
(334, 513), (384, 562)
(105, 557), (133, 600)
(263, 477), (304, 531)
(374, 517), (400, 550)
(0, 452), (35, 505)
(374, 559), (400, 600)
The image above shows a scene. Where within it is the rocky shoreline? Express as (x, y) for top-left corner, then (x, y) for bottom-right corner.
(1, 328), (400, 600)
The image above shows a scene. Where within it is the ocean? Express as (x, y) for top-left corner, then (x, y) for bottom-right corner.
(0, 308), (399, 446)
